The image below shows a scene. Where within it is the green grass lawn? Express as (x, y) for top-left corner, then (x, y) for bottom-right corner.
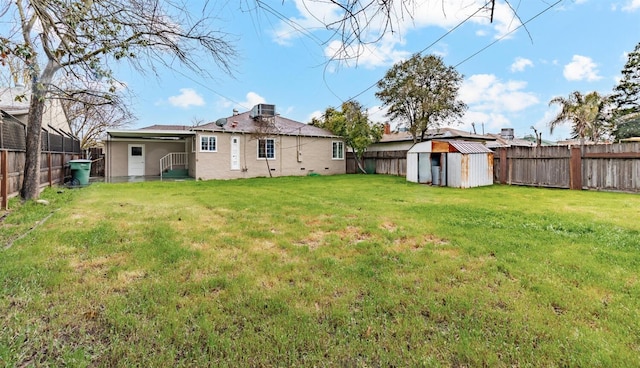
(1, 175), (639, 367)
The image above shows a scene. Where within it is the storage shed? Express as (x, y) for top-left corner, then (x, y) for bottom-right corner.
(407, 140), (494, 188)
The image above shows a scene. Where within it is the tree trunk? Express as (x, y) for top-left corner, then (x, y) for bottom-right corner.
(355, 155), (367, 174)
(20, 61), (58, 200)
(20, 90), (46, 200)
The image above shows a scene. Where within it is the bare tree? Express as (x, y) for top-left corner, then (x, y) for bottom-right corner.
(261, 0), (502, 60)
(0, 0), (235, 200)
(62, 91), (134, 151)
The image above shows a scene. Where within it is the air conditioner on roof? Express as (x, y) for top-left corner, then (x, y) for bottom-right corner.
(250, 104), (276, 119)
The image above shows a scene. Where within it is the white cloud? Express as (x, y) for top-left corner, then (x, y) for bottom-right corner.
(457, 74), (539, 135)
(324, 37), (411, 70)
(239, 92), (267, 109)
(460, 74), (539, 113)
(307, 110), (323, 123)
(167, 88), (205, 108)
(460, 111), (511, 133)
(216, 92), (268, 113)
(622, 0), (640, 11)
(367, 105), (389, 125)
(510, 57), (533, 72)
(563, 55), (602, 81)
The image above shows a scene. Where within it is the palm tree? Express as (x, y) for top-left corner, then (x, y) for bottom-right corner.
(548, 91), (610, 143)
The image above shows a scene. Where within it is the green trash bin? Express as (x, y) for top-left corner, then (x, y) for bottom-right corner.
(68, 159), (92, 186)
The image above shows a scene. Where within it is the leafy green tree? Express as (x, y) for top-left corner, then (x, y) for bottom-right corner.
(612, 42), (640, 116)
(311, 101), (383, 174)
(611, 42), (640, 140)
(1, 0), (235, 200)
(548, 91), (610, 143)
(611, 113), (640, 141)
(375, 54), (466, 143)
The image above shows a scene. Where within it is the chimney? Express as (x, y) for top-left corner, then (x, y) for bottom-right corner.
(384, 122), (391, 135)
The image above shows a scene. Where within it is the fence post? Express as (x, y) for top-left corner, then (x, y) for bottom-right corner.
(1, 150), (8, 210)
(48, 152), (53, 187)
(569, 146), (582, 190)
(499, 147), (508, 184)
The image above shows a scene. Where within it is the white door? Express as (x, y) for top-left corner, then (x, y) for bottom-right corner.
(128, 144), (145, 176)
(230, 136), (240, 170)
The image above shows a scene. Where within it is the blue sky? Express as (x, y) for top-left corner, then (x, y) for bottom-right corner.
(120, 0), (640, 141)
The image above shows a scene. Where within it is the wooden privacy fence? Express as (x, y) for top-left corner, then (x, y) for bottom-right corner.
(349, 143), (640, 193)
(495, 143), (640, 192)
(346, 150), (407, 176)
(0, 150), (80, 209)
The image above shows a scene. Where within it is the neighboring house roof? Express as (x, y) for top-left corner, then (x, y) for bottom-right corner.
(0, 86), (74, 135)
(194, 110), (339, 138)
(486, 134), (537, 148)
(379, 127), (496, 143)
(0, 86), (30, 114)
(140, 124), (192, 131)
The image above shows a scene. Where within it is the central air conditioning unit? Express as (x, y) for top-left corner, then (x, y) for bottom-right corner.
(250, 104), (276, 119)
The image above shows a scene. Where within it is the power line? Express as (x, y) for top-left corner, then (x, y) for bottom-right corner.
(347, 0), (562, 114)
(454, 0), (562, 68)
(342, 1), (491, 104)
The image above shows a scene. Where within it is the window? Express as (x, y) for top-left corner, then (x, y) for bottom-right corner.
(332, 141), (344, 160)
(200, 135), (217, 152)
(258, 138), (275, 159)
(131, 146), (143, 156)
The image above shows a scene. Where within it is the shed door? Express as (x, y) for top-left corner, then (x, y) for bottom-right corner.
(128, 144), (145, 176)
(230, 136), (240, 170)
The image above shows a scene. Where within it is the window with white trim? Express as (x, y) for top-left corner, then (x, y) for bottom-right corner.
(200, 135), (217, 152)
(332, 141), (344, 160)
(258, 138), (275, 159)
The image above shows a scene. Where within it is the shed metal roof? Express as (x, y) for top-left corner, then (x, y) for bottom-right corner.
(408, 140), (492, 154)
(449, 141), (492, 154)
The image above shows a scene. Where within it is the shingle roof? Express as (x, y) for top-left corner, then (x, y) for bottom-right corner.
(195, 111), (338, 138)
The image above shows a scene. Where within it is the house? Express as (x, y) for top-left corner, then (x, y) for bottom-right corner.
(104, 104), (346, 180)
(367, 125), (497, 152)
(0, 86), (72, 131)
(486, 128), (555, 148)
(406, 140), (494, 188)
(0, 85), (77, 151)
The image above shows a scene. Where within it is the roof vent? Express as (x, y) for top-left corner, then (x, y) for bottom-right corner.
(250, 104), (276, 119)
